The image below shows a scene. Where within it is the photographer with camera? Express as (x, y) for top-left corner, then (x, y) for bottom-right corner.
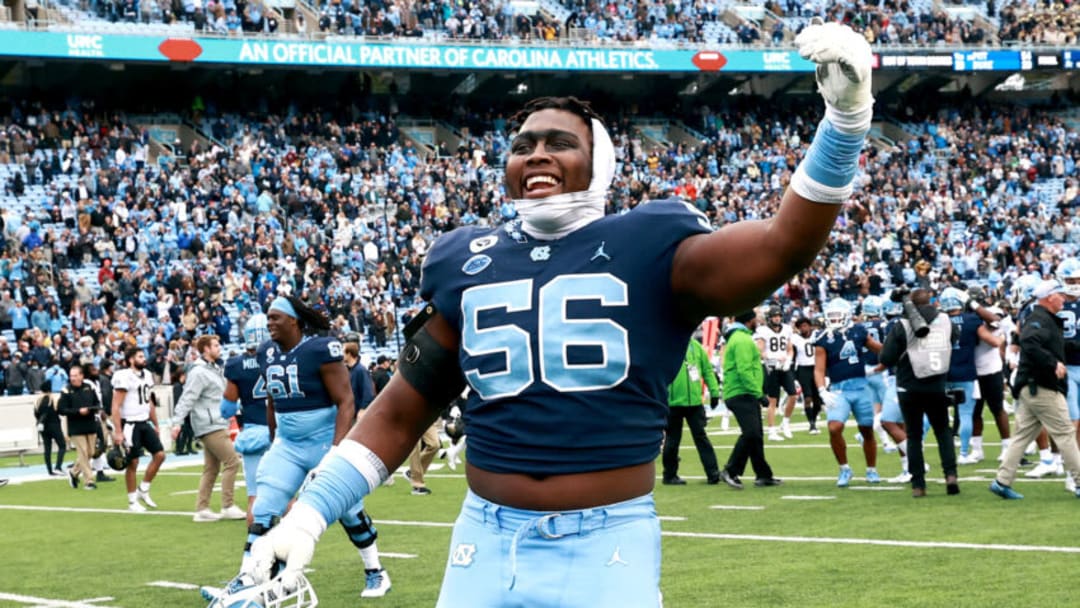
(991, 280), (1080, 500)
(57, 364), (102, 490)
(879, 288), (959, 497)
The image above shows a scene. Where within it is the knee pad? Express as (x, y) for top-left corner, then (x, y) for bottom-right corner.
(341, 509), (378, 549)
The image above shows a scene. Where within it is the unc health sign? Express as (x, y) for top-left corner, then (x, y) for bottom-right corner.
(0, 31), (816, 73)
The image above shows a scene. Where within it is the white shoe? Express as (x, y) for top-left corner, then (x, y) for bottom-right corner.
(781, 424), (793, 439)
(128, 501), (147, 513)
(1055, 462), (1065, 476)
(957, 453), (981, 465)
(883, 442), (898, 454)
(973, 449), (985, 462)
(382, 473), (395, 487)
(768, 432), (785, 442)
(137, 488), (158, 509)
(808, 428), (821, 435)
(888, 471), (912, 484)
(193, 509), (223, 523)
(446, 441), (465, 472)
(220, 505), (247, 520)
(1024, 442), (1037, 455)
(1066, 475), (1077, 493)
(1025, 462), (1057, 478)
(361, 568), (391, 598)
(720, 417), (730, 431)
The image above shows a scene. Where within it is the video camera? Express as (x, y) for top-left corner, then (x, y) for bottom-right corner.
(890, 286), (929, 338)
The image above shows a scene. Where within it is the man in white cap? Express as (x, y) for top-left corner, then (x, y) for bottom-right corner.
(991, 279), (1080, 499)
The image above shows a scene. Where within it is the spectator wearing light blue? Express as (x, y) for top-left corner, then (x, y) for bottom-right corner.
(44, 362), (68, 393)
(10, 301), (29, 336)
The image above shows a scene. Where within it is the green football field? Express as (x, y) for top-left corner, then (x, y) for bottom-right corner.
(2, 416), (1079, 608)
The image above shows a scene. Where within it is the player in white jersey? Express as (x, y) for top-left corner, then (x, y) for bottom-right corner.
(109, 347), (165, 512)
(755, 306), (797, 440)
(972, 306), (1011, 463)
(792, 318), (822, 434)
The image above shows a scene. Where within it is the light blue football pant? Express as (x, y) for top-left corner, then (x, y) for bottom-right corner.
(947, 380), (976, 457)
(879, 374), (904, 424)
(1067, 366), (1080, 421)
(241, 450), (265, 493)
(249, 435), (368, 552)
(825, 377), (875, 427)
(865, 372), (887, 406)
(436, 490), (662, 608)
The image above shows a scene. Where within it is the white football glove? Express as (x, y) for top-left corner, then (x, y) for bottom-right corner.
(795, 20), (874, 133)
(249, 503), (327, 592)
(781, 359), (792, 372)
(819, 388), (839, 411)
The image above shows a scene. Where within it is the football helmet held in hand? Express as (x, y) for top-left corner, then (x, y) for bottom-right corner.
(207, 573), (318, 608)
(106, 443), (131, 471)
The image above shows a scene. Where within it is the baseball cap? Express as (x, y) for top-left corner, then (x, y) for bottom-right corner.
(1033, 279), (1065, 300)
(734, 310), (757, 324)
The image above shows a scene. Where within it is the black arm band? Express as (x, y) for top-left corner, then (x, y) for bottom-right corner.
(397, 309), (467, 406)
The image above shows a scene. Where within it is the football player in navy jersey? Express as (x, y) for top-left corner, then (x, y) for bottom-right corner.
(206, 297), (390, 604)
(858, 296), (894, 449)
(221, 314), (271, 517)
(250, 21), (875, 607)
(878, 295), (914, 483)
(815, 298), (883, 487)
(938, 288), (1002, 465)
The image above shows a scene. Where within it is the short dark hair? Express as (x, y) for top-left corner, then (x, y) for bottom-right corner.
(124, 346), (142, 362)
(508, 96), (604, 138)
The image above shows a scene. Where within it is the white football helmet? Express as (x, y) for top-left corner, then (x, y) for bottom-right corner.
(1056, 258), (1080, 297)
(207, 574), (318, 608)
(938, 287), (965, 313)
(1011, 274), (1041, 309)
(243, 314), (270, 350)
(860, 296), (884, 319)
(823, 298), (852, 331)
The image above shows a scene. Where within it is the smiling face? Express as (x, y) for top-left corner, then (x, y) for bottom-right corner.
(505, 109), (592, 200)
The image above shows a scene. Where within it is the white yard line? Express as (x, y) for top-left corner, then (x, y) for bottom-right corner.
(709, 505), (766, 511)
(849, 486), (905, 491)
(660, 531), (1080, 554)
(657, 516), (686, 522)
(0, 592), (120, 608)
(378, 552), (419, 559)
(6, 504), (1080, 557)
(145, 582), (199, 591)
(780, 495), (836, 500)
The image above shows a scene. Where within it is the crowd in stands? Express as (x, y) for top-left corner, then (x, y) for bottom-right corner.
(0, 92), (1076, 395)
(43, 0), (1078, 46)
(998, 0), (1080, 45)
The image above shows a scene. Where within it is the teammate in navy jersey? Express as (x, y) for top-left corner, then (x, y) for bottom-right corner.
(205, 297), (390, 604)
(249, 24), (875, 606)
(815, 298), (883, 487)
(938, 288), (1002, 464)
(858, 296), (895, 451)
(221, 314), (270, 516)
(1057, 260), (1080, 437)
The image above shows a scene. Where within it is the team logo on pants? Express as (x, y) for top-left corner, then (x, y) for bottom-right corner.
(451, 543), (477, 568)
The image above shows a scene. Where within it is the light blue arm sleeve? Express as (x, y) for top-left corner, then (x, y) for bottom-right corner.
(297, 453), (373, 524)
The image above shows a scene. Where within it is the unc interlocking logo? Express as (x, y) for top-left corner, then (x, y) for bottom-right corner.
(530, 246), (551, 262)
(450, 543), (477, 567)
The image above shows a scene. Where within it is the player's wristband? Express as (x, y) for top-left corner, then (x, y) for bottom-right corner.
(220, 398), (239, 419)
(791, 117), (866, 204)
(297, 440), (382, 524)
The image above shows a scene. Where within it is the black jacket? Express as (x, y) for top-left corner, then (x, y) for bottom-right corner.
(34, 394), (62, 429)
(57, 383), (102, 436)
(1016, 305), (1067, 396)
(879, 305), (958, 394)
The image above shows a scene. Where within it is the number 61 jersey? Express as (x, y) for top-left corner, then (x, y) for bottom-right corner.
(420, 201), (712, 476)
(256, 335), (344, 442)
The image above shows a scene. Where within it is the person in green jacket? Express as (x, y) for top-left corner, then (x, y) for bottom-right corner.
(663, 334), (721, 485)
(719, 311), (782, 489)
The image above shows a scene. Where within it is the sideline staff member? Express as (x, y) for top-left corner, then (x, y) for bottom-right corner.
(663, 334), (721, 486)
(719, 311), (781, 489)
(991, 280), (1080, 499)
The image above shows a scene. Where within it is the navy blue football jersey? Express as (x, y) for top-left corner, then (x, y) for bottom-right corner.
(1059, 299), (1080, 365)
(257, 336), (344, 413)
(420, 200), (712, 475)
(814, 324), (869, 384)
(947, 312), (983, 382)
(225, 350), (268, 427)
(859, 319), (886, 365)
